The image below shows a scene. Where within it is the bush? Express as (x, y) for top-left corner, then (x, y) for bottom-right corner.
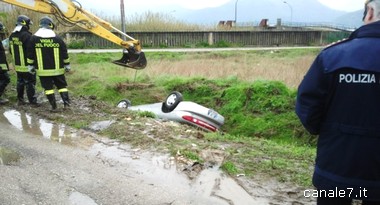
(214, 40), (231, 48)
(67, 39), (86, 49)
(155, 78), (312, 144)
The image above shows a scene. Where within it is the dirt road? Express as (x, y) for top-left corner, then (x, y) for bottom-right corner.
(0, 114), (271, 205)
(0, 105), (317, 205)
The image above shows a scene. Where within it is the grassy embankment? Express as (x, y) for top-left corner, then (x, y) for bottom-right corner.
(60, 48), (319, 186)
(2, 47), (318, 187)
(1, 7), (321, 187)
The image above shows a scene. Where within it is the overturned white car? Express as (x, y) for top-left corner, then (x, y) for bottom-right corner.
(117, 91), (225, 132)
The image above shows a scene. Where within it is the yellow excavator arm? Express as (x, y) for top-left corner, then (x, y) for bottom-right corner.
(0, 0), (147, 69)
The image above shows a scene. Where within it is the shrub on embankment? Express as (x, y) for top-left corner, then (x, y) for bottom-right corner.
(67, 50), (316, 145)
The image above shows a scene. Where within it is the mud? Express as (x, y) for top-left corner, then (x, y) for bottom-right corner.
(0, 106), (316, 204)
(69, 191), (98, 205)
(0, 146), (21, 165)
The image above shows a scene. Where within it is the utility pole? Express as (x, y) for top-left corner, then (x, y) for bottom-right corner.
(235, 0), (239, 24)
(120, 0), (138, 80)
(283, 1), (293, 24)
(120, 0), (126, 40)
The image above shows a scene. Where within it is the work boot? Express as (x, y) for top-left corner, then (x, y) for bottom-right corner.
(46, 94), (57, 111)
(30, 101), (40, 107)
(17, 84), (25, 105)
(17, 98), (26, 106)
(60, 92), (70, 109)
(26, 83), (37, 106)
(29, 96), (40, 107)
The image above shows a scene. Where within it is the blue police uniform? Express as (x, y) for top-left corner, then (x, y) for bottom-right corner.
(296, 21), (380, 201)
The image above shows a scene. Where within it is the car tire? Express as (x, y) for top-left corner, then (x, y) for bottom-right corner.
(162, 91), (183, 113)
(117, 99), (132, 108)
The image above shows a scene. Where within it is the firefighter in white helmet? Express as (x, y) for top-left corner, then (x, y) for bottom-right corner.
(9, 15), (38, 106)
(27, 16), (71, 111)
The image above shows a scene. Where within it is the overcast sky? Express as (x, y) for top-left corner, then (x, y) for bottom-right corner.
(318, 0), (363, 12)
(77, 0), (364, 13)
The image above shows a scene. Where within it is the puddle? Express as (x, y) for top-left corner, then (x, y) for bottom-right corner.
(69, 191), (98, 205)
(89, 139), (270, 204)
(88, 120), (115, 132)
(1, 109), (76, 145)
(0, 147), (21, 165)
(0, 108), (287, 204)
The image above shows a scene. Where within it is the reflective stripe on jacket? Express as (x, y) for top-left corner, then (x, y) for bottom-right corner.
(14, 65), (28, 72)
(0, 64), (7, 70)
(27, 34), (69, 77)
(9, 28), (31, 72)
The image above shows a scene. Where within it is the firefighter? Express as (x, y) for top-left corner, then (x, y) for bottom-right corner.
(9, 15), (38, 106)
(27, 16), (71, 111)
(0, 22), (10, 104)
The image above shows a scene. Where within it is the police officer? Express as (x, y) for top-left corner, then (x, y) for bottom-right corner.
(296, 0), (380, 204)
(0, 22), (10, 104)
(9, 15), (38, 106)
(27, 16), (71, 111)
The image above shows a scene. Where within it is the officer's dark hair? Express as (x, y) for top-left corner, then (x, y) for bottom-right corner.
(39, 16), (55, 30)
(16, 15), (33, 29)
(0, 22), (4, 31)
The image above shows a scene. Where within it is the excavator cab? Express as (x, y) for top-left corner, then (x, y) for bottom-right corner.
(113, 47), (147, 69)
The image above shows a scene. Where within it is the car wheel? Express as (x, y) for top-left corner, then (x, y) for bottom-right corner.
(117, 99), (131, 108)
(162, 91), (183, 113)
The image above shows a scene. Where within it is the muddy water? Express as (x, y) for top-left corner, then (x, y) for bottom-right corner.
(0, 108), (270, 204)
(1, 109), (76, 145)
(0, 146), (21, 165)
(89, 140), (269, 204)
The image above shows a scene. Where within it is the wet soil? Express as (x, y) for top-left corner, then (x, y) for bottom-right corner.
(0, 94), (316, 204)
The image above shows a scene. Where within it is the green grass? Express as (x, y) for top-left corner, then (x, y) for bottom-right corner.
(206, 133), (315, 186)
(181, 150), (203, 162)
(137, 111), (156, 118)
(0, 6), (326, 187)
(220, 161), (239, 175)
(69, 69), (313, 145)
(3, 50), (317, 187)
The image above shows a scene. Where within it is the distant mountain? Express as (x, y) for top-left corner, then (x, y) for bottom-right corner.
(334, 10), (363, 29)
(168, 0), (363, 28)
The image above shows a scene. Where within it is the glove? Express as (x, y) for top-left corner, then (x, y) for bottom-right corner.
(64, 65), (71, 72)
(2, 38), (9, 50)
(27, 65), (35, 74)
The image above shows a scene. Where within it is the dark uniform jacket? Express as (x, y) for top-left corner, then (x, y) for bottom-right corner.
(9, 27), (31, 72)
(27, 29), (69, 76)
(0, 42), (9, 72)
(296, 21), (380, 200)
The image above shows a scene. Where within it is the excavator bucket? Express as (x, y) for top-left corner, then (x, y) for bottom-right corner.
(112, 48), (147, 69)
